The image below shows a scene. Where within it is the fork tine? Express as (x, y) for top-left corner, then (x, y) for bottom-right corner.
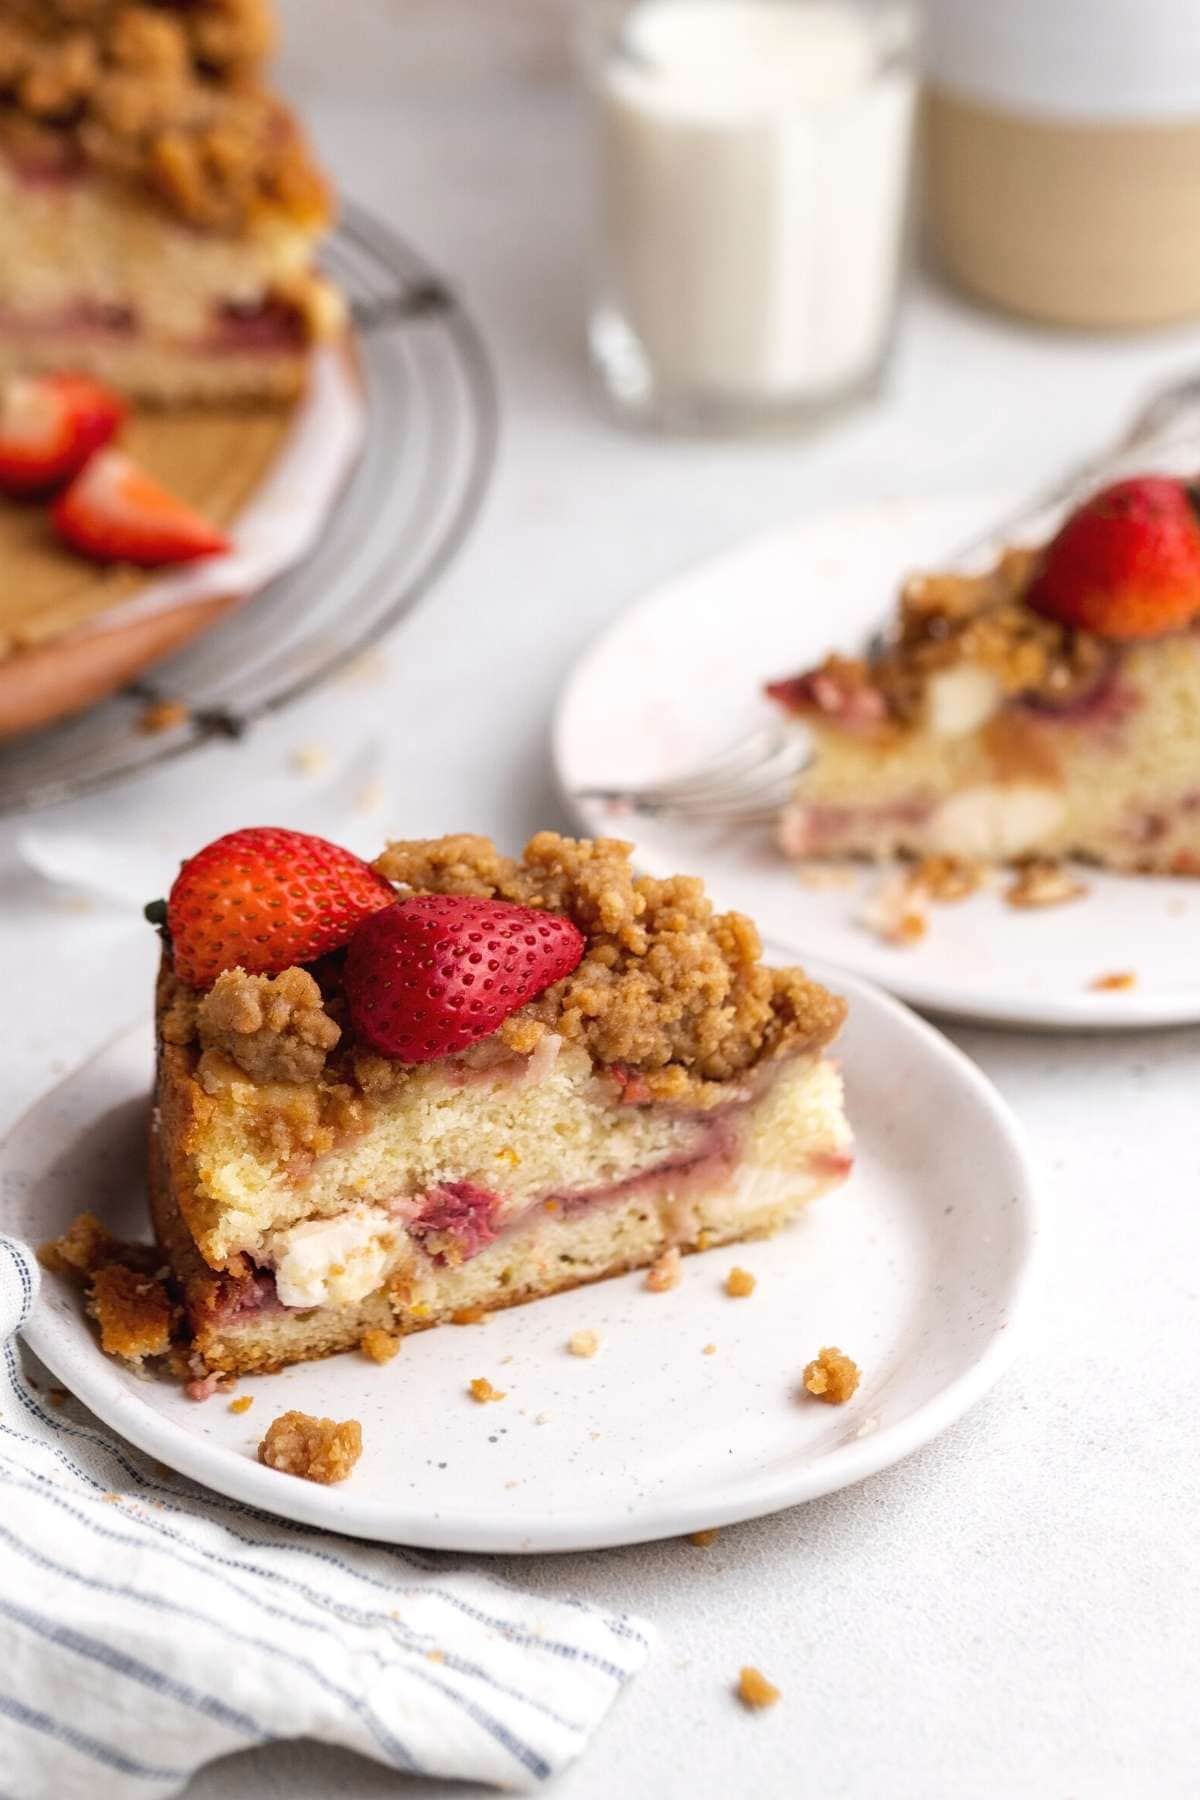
(573, 724), (809, 820)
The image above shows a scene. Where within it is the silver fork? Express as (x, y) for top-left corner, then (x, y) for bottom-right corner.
(573, 366), (1200, 824)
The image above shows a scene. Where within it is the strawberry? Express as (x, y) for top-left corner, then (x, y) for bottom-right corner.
(166, 827), (396, 988)
(0, 372), (125, 498)
(1028, 475), (1200, 640)
(343, 895), (586, 1063)
(52, 448), (229, 566)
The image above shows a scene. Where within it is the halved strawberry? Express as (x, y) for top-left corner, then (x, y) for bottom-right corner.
(344, 894), (587, 1063)
(1028, 476), (1200, 640)
(0, 372), (125, 499)
(52, 448), (230, 567)
(166, 827), (397, 988)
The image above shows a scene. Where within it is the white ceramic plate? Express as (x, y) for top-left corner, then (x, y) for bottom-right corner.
(557, 494), (1200, 1029)
(2, 969), (1039, 1554)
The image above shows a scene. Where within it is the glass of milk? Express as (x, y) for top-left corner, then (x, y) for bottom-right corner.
(581, 0), (918, 431)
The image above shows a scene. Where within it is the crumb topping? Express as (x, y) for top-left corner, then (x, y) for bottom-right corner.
(373, 833), (845, 1097)
(802, 1346), (860, 1404)
(736, 1666), (780, 1709)
(725, 1266), (755, 1298)
(88, 1262), (172, 1362)
(773, 546), (1114, 731)
(1090, 970), (1137, 992)
(196, 965), (341, 1084)
(468, 1377), (505, 1403)
(228, 1394), (253, 1414)
(568, 1328), (600, 1357)
(37, 1209), (117, 1279)
(258, 1409), (362, 1483)
(0, 0), (328, 230)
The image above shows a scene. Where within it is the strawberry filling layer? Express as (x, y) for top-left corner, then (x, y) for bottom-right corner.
(0, 298), (306, 355)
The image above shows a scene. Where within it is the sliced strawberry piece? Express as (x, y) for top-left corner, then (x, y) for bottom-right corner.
(166, 827), (397, 988)
(1028, 475), (1200, 641)
(0, 372), (125, 499)
(344, 895), (587, 1063)
(52, 448), (230, 567)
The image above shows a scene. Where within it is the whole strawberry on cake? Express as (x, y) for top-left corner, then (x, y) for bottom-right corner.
(142, 828), (852, 1376)
(770, 476), (1200, 873)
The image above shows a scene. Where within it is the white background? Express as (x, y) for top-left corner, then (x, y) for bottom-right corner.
(4, 5), (1200, 1794)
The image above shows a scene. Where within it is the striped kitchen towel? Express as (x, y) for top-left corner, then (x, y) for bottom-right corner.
(0, 1236), (651, 1799)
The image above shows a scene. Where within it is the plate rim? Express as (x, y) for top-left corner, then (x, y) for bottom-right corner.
(553, 496), (1200, 1031)
(5, 970), (1042, 1553)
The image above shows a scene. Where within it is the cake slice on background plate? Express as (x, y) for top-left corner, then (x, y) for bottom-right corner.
(770, 476), (1200, 873)
(138, 827), (852, 1378)
(0, 0), (342, 403)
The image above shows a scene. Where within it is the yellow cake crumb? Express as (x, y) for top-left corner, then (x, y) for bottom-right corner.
(568, 1329), (600, 1358)
(689, 1528), (720, 1547)
(469, 1377), (505, 1404)
(1090, 970), (1137, 992)
(360, 1329), (401, 1363)
(88, 1263), (173, 1364)
(736, 1666), (780, 1710)
(725, 1267), (756, 1298)
(802, 1347), (861, 1404)
(702, 1343), (717, 1356)
(645, 1246), (681, 1293)
(228, 1395), (253, 1415)
(1005, 860), (1088, 909)
(137, 698), (190, 735)
(258, 1411), (362, 1484)
(452, 1307), (489, 1326)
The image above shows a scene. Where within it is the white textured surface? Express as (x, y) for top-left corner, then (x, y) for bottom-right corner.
(2, 16), (1200, 1797)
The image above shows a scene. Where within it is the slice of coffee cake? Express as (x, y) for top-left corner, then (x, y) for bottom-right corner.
(150, 828), (852, 1375)
(0, 0), (342, 403)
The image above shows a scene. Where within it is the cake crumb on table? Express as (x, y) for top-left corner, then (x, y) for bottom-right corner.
(469, 1377), (506, 1404)
(725, 1267), (756, 1298)
(802, 1346), (861, 1404)
(736, 1666), (780, 1710)
(361, 1328), (402, 1363)
(689, 1528), (720, 1547)
(1090, 970), (1137, 992)
(1005, 859), (1088, 909)
(645, 1246), (682, 1293)
(228, 1395), (253, 1415)
(258, 1411), (362, 1485)
(568, 1329), (601, 1358)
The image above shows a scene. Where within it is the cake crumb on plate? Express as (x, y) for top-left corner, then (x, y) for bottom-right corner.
(645, 1246), (681, 1292)
(360, 1328), (402, 1363)
(228, 1395), (253, 1415)
(568, 1329), (601, 1358)
(469, 1377), (506, 1404)
(736, 1666), (780, 1710)
(1005, 860), (1088, 909)
(802, 1346), (860, 1404)
(689, 1528), (719, 1547)
(1090, 970), (1137, 992)
(725, 1266), (756, 1298)
(137, 698), (190, 735)
(258, 1411), (362, 1485)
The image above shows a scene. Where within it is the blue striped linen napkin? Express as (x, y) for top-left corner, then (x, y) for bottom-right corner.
(0, 1235), (652, 1800)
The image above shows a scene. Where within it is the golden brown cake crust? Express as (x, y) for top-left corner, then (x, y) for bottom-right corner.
(0, 0), (328, 230)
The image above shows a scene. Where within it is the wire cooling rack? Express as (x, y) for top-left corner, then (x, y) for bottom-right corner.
(0, 201), (498, 815)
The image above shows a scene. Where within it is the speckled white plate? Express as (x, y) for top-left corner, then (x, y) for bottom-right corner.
(556, 494), (1200, 1029)
(2, 968), (1038, 1553)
